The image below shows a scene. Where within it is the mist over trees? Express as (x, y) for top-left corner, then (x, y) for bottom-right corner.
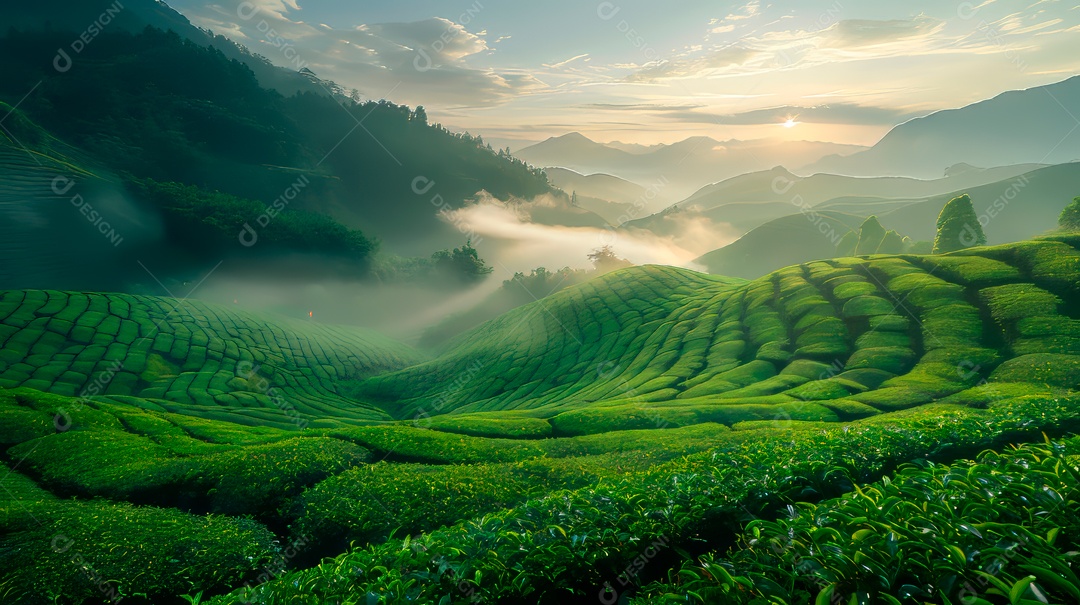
(0, 26), (552, 264)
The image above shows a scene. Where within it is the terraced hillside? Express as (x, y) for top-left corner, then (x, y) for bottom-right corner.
(359, 235), (1080, 435)
(0, 291), (423, 425)
(2, 237), (1080, 604)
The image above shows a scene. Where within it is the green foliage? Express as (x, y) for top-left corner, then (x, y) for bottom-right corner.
(431, 241), (495, 283)
(1, 475), (279, 605)
(376, 241), (498, 285)
(424, 414), (554, 439)
(3, 237), (1080, 603)
(588, 245), (634, 273)
(991, 353), (1080, 388)
(329, 425), (545, 464)
(1059, 196), (1080, 230)
(877, 229), (905, 254)
(0, 27), (552, 288)
(132, 179), (377, 265)
(981, 284), (1061, 325)
(0, 290), (424, 422)
(837, 218), (915, 257)
(934, 194), (987, 254)
(634, 441), (1080, 604)
(199, 438), (371, 516)
(204, 394), (1080, 604)
(292, 456), (616, 548)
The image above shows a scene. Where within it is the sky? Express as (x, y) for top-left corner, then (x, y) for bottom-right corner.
(169, 0), (1080, 147)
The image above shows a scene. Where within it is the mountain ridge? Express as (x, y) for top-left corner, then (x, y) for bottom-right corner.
(806, 75), (1080, 177)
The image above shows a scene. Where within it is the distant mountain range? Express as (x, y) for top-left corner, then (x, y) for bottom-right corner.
(694, 162), (1080, 278)
(624, 163), (1047, 240)
(516, 133), (866, 200)
(542, 168), (670, 224)
(806, 76), (1080, 178)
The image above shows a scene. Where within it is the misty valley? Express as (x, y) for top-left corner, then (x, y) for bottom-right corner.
(2, 1), (1080, 604)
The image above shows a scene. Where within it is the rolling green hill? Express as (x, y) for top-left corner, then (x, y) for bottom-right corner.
(3, 236), (1080, 604)
(355, 236), (1080, 435)
(6, 236), (1080, 434)
(0, 291), (424, 425)
(694, 210), (866, 279)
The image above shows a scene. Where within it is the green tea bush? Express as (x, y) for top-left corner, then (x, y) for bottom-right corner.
(0, 497), (279, 605)
(633, 441), (1080, 604)
(329, 425), (545, 463)
(206, 394), (1080, 604)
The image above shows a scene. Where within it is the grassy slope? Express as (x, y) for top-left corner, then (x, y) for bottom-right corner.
(2, 237), (1080, 603)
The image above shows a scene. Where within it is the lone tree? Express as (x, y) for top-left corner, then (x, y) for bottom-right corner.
(1060, 196), (1080, 231)
(933, 194), (985, 254)
(588, 245), (632, 274)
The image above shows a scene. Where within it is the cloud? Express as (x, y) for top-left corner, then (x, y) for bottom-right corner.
(667, 104), (924, 126)
(617, 14), (973, 84)
(622, 46), (764, 82)
(180, 1), (542, 107)
(574, 101), (921, 127)
(712, 1), (762, 25)
(544, 54), (590, 69)
(822, 16), (946, 48)
(440, 194), (737, 271)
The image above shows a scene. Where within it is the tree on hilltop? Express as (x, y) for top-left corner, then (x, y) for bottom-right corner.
(933, 194), (985, 254)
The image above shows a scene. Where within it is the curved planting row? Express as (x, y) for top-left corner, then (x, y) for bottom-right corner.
(0, 290), (425, 424)
(633, 439), (1080, 603)
(358, 237), (1080, 434)
(205, 390), (1080, 604)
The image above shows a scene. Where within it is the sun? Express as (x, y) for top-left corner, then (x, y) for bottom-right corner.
(783, 118), (798, 128)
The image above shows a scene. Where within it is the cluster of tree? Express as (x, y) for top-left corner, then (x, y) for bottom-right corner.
(131, 179), (377, 261)
(837, 194), (998, 258)
(835, 217), (932, 257)
(374, 241), (493, 285)
(130, 180), (499, 285)
(419, 247), (632, 348)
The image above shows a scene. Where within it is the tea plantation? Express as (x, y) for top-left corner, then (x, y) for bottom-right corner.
(2, 236), (1080, 604)
(360, 235), (1080, 433)
(0, 291), (424, 426)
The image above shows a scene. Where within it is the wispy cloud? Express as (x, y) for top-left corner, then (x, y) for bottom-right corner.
(180, 0), (544, 106)
(544, 54), (590, 69)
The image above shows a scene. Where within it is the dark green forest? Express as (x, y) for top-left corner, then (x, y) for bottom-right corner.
(0, 27), (550, 281)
